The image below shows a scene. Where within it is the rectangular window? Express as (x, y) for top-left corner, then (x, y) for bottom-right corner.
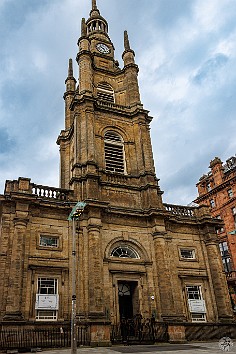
(40, 235), (59, 248)
(216, 215), (224, 234)
(219, 242), (232, 273)
(206, 183), (211, 192)
(222, 258), (232, 273)
(191, 313), (206, 322)
(186, 285), (202, 300)
(232, 208), (236, 230)
(36, 278), (58, 321)
(186, 285), (206, 322)
(36, 310), (57, 321)
(228, 189), (233, 198)
(210, 199), (215, 208)
(180, 249), (196, 259)
(38, 278), (57, 294)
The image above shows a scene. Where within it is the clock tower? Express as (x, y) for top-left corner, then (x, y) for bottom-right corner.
(58, 0), (163, 211)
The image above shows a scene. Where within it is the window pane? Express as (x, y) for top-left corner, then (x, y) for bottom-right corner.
(186, 285), (201, 300)
(36, 310), (57, 320)
(191, 313), (206, 322)
(38, 278), (57, 294)
(180, 249), (195, 259)
(40, 236), (58, 247)
(111, 245), (140, 259)
(228, 189), (233, 198)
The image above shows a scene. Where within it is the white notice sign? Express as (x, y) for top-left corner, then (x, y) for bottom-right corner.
(35, 295), (59, 310)
(188, 299), (206, 313)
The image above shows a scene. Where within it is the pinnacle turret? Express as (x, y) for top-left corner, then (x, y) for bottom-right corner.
(65, 58), (76, 91)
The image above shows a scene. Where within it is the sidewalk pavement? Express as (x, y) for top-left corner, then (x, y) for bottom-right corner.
(40, 341), (236, 354)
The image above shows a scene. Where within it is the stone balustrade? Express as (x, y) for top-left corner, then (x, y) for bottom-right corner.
(164, 203), (196, 217)
(32, 184), (71, 201)
(3, 178), (72, 201)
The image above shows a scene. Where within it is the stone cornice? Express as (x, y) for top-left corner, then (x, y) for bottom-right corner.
(57, 124), (74, 144)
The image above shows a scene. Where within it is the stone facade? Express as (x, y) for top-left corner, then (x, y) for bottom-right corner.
(195, 155), (236, 311)
(0, 0), (234, 345)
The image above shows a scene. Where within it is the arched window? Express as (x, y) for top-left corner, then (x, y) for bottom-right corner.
(104, 131), (125, 174)
(111, 245), (140, 259)
(97, 82), (114, 103)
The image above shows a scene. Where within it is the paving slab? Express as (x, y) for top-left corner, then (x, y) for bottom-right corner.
(38, 341), (236, 354)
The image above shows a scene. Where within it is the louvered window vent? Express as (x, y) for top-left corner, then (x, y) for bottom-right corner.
(97, 82), (114, 103)
(104, 131), (125, 174)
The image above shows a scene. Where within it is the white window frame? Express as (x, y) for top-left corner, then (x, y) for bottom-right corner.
(36, 310), (57, 321)
(179, 248), (196, 260)
(186, 285), (206, 322)
(191, 313), (206, 322)
(36, 277), (58, 321)
(228, 188), (233, 198)
(206, 182), (211, 192)
(39, 235), (59, 248)
(210, 199), (215, 208)
(111, 245), (140, 259)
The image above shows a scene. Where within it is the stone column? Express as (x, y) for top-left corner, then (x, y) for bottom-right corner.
(204, 227), (233, 322)
(4, 217), (28, 320)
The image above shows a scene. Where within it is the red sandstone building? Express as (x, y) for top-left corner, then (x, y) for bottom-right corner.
(195, 156), (236, 308)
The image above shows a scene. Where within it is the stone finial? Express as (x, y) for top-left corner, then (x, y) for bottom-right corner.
(68, 58), (73, 78)
(124, 30), (131, 51)
(81, 18), (86, 36)
(92, 0), (97, 10)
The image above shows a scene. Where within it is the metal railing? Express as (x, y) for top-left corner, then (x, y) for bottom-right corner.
(0, 326), (89, 350)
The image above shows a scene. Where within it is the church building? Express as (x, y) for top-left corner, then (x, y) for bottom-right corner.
(0, 0), (234, 346)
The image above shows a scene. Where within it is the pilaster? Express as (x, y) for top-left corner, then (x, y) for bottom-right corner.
(4, 216), (29, 321)
(153, 232), (175, 320)
(87, 218), (104, 317)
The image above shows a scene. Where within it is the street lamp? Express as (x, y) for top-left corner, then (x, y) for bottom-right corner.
(68, 201), (86, 354)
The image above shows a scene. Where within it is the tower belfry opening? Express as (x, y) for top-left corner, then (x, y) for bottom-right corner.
(0, 0), (234, 348)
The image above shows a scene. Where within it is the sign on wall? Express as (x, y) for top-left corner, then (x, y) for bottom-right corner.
(35, 295), (59, 310)
(188, 299), (206, 313)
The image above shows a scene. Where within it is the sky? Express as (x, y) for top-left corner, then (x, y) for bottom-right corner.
(0, 0), (236, 205)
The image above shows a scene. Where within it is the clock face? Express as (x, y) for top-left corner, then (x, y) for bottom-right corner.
(96, 43), (110, 54)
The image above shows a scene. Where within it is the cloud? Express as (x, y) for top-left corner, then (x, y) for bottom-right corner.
(192, 53), (229, 85)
